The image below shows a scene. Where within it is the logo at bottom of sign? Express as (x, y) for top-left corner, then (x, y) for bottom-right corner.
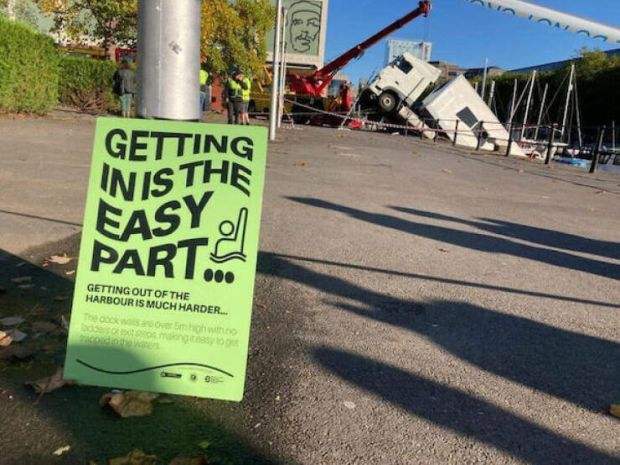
(76, 359), (232, 386)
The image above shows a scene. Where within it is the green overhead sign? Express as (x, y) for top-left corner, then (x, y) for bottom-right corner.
(64, 118), (267, 402)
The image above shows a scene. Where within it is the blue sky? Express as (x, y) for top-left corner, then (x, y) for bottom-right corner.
(324, 0), (620, 82)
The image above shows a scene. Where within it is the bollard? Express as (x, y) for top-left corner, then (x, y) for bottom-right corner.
(476, 122), (484, 151)
(589, 126), (606, 173)
(545, 125), (555, 165)
(505, 122), (513, 157)
(453, 120), (459, 147)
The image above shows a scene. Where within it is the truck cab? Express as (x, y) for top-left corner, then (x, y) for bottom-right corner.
(365, 52), (441, 114)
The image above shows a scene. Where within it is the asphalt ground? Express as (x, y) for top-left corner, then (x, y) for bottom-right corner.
(0, 113), (619, 464)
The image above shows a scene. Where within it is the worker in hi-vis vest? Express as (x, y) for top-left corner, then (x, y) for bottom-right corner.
(223, 66), (248, 125)
(240, 74), (252, 126)
(199, 66), (209, 118)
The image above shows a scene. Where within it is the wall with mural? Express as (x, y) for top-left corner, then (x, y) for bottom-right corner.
(266, 0), (329, 69)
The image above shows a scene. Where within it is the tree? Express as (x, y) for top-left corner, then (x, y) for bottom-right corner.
(201, 0), (274, 79)
(573, 47), (620, 80)
(36, 0), (137, 56)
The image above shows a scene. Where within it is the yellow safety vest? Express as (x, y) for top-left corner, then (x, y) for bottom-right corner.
(242, 78), (251, 102)
(199, 70), (209, 86)
(227, 79), (242, 99)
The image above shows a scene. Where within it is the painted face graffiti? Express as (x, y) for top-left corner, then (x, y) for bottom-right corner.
(288, 0), (321, 53)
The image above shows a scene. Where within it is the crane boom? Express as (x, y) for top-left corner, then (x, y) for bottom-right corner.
(289, 1), (432, 97)
(465, 0), (620, 44)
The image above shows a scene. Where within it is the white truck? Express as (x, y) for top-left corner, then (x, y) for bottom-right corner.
(364, 52), (441, 134)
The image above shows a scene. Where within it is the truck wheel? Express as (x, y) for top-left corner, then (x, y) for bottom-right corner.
(378, 91), (398, 113)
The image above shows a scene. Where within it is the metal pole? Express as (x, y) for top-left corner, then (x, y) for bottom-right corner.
(520, 70), (536, 140)
(453, 120), (459, 146)
(476, 122), (484, 151)
(481, 57), (489, 98)
(612, 121), (616, 152)
(137, 0), (201, 121)
(7, 0), (15, 20)
(269, 0), (283, 141)
(545, 125), (555, 165)
(277, 8), (287, 129)
(590, 126), (606, 174)
(534, 83), (548, 141)
(506, 122), (513, 157)
(561, 64), (575, 142)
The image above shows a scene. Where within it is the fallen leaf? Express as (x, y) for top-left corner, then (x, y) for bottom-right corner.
(438, 248), (449, 253)
(0, 316), (24, 327)
(610, 404), (620, 419)
(198, 440), (210, 449)
(32, 321), (57, 334)
(0, 331), (13, 347)
(53, 445), (71, 456)
(109, 449), (157, 465)
(6, 329), (27, 342)
(65, 270), (76, 276)
(343, 401), (356, 410)
(293, 161), (307, 167)
(441, 169), (452, 174)
(11, 276), (31, 284)
(0, 344), (37, 360)
(46, 254), (73, 265)
(100, 391), (159, 418)
(26, 367), (74, 394)
(169, 456), (209, 465)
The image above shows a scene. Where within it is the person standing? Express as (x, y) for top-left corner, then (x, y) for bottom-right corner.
(113, 60), (136, 118)
(223, 67), (248, 125)
(199, 66), (209, 119)
(240, 73), (252, 125)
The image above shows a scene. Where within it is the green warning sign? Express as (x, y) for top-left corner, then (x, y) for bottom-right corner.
(64, 118), (268, 401)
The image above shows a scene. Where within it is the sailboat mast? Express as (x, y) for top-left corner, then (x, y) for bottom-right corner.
(561, 64), (575, 142)
(521, 71), (537, 140)
(534, 83), (548, 141)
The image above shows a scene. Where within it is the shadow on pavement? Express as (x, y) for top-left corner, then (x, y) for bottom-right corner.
(0, 245), (288, 465)
(391, 207), (620, 261)
(287, 197), (620, 280)
(273, 253), (619, 309)
(257, 252), (620, 413)
(312, 347), (618, 465)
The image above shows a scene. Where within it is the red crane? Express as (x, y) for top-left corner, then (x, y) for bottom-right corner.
(288, 1), (432, 97)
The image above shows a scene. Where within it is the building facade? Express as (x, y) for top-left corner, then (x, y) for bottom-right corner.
(385, 39), (432, 64)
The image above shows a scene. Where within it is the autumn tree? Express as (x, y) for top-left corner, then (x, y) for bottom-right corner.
(201, 0), (274, 79)
(36, 0), (137, 56)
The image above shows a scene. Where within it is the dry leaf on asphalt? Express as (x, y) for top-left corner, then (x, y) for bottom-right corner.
(108, 449), (158, 465)
(610, 404), (620, 418)
(0, 331), (13, 347)
(26, 367), (74, 394)
(46, 254), (73, 265)
(6, 329), (27, 343)
(169, 456), (209, 465)
(0, 316), (25, 327)
(100, 391), (159, 418)
(0, 344), (37, 360)
(53, 445), (71, 456)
